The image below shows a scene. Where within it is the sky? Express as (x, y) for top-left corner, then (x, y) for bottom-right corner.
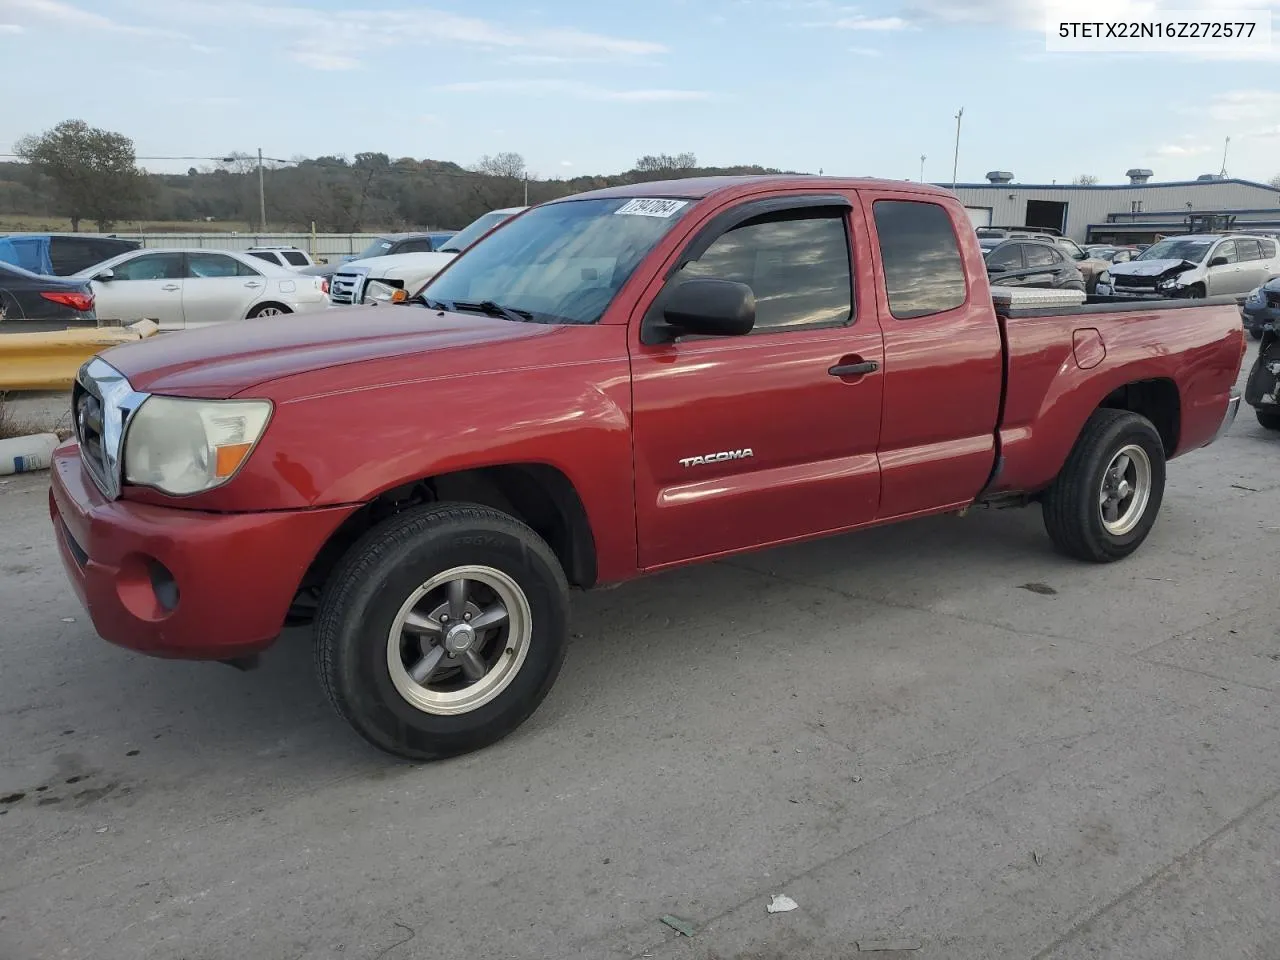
(1, 0), (1280, 185)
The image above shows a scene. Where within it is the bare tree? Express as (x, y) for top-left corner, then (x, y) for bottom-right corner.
(1270, 174), (1280, 189)
(634, 153), (698, 172)
(474, 152), (526, 179)
(14, 119), (148, 231)
(1072, 174), (1100, 185)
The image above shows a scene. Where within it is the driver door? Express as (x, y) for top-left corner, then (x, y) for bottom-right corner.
(629, 193), (885, 570)
(1206, 240), (1246, 296)
(92, 252), (186, 329)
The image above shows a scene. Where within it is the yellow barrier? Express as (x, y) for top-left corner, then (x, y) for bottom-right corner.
(0, 320), (160, 392)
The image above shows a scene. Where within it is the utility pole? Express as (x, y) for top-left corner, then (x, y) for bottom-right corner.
(523, 171), (529, 206)
(257, 147), (267, 231)
(1220, 136), (1230, 177)
(951, 107), (964, 190)
(920, 154), (927, 182)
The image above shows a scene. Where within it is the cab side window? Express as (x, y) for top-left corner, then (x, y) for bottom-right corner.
(986, 243), (1022, 270)
(675, 212), (853, 333)
(1235, 239), (1261, 262)
(1213, 240), (1238, 264)
(872, 200), (967, 319)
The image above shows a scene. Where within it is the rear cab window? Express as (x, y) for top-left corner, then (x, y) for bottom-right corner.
(247, 251), (281, 266)
(871, 199), (967, 319)
(283, 251), (309, 266)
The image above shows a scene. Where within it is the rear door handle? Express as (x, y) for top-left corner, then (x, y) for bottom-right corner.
(829, 360), (879, 377)
(245, 281), (263, 288)
(161, 284), (180, 291)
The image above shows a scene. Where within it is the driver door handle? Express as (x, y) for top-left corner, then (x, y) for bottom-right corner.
(161, 284), (179, 291)
(829, 360), (879, 377)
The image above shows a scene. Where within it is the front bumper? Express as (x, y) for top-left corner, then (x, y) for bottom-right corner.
(49, 442), (358, 660)
(1240, 302), (1279, 334)
(1093, 284), (1175, 301)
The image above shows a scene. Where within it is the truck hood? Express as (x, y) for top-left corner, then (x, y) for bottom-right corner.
(1109, 258), (1198, 277)
(101, 306), (550, 397)
(342, 251), (455, 280)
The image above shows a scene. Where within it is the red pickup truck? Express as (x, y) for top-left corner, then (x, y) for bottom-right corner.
(50, 177), (1245, 760)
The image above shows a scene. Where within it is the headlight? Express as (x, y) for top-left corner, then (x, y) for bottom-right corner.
(363, 279), (407, 305)
(1247, 286), (1263, 303)
(1157, 277), (1180, 291)
(1098, 271), (1111, 286)
(124, 397), (272, 496)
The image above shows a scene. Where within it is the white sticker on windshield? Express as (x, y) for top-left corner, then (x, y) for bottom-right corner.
(614, 198), (689, 218)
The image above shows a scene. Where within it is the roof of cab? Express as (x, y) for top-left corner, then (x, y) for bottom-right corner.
(557, 175), (955, 203)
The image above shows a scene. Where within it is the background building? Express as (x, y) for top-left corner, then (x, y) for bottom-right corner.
(947, 170), (1280, 244)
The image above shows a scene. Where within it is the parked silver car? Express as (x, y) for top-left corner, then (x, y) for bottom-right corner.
(1095, 234), (1280, 300)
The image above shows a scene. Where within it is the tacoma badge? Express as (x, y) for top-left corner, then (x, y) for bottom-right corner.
(679, 448), (754, 468)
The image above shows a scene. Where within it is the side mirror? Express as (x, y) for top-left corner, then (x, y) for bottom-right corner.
(987, 263), (1009, 273)
(661, 278), (755, 339)
(1209, 256), (1229, 267)
(95, 268), (114, 281)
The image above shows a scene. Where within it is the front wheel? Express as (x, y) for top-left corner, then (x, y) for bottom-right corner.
(1250, 329), (1264, 341)
(1042, 409), (1167, 562)
(315, 503), (570, 760)
(1258, 410), (1280, 431)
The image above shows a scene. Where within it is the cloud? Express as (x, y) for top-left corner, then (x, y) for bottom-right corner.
(833, 15), (912, 28)
(115, 0), (668, 70)
(0, 0), (185, 37)
(435, 79), (714, 102)
(1153, 140), (1214, 157)
(849, 45), (883, 55)
(1206, 89), (1280, 123)
(560, 160), (574, 167)
(0, 21), (21, 31)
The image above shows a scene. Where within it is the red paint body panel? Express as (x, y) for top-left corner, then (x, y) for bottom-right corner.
(48, 176), (1246, 661)
(994, 302), (1243, 493)
(48, 443), (356, 659)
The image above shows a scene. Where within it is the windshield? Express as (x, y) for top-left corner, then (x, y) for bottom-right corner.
(439, 211), (516, 253)
(424, 197), (692, 325)
(1137, 238), (1213, 263)
(357, 237), (395, 259)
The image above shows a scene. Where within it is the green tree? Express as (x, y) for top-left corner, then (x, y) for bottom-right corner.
(14, 119), (148, 231)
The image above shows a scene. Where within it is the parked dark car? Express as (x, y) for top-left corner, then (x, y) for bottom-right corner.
(0, 234), (140, 276)
(0, 261), (96, 322)
(980, 238), (1086, 291)
(1241, 278), (1280, 340)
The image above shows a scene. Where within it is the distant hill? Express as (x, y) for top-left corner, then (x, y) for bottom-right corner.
(0, 156), (795, 233)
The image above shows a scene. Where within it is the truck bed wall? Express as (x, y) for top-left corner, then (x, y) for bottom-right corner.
(992, 301), (1243, 494)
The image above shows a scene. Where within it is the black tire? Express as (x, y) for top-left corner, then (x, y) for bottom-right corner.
(1250, 329), (1263, 341)
(1042, 409), (1167, 563)
(1184, 284), (1206, 299)
(1258, 410), (1280, 431)
(246, 302), (292, 319)
(315, 502), (570, 761)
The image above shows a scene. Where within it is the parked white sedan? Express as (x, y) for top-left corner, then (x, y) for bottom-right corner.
(74, 248), (328, 329)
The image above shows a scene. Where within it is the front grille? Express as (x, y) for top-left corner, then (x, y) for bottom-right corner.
(73, 358), (148, 500)
(72, 380), (110, 494)
(1266, 292), (1280, 309)
(329, 270), (366, 305)
(1114, 274), (1159, 289)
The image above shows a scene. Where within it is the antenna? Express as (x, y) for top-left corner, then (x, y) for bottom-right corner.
(951, 107), (964, 190)
(1220, 136), (1230, 177)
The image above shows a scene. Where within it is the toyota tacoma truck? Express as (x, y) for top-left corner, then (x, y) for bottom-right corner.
(50, 176), (1246, 761)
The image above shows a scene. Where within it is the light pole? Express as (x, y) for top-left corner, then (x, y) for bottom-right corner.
(951, 107), (964, 190)
(920, 154), (927, 182)
(257, 147), (267, 232)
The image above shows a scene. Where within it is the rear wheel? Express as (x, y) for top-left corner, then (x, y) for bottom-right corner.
(1258, 410), (1280, 431)
(247, 303), (291, 319)
(315, 503), (570, 760)
(1042, 409), (1166, 562)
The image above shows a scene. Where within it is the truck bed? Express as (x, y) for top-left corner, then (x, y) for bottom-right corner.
(987, 295), (1244, 496)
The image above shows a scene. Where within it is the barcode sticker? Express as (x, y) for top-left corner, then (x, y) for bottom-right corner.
(614, 198), (689, 218)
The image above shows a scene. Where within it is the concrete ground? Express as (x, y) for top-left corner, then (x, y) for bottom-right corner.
(2, 356), (1278, 960)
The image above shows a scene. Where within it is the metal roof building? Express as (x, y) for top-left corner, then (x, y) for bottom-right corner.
(945, 170), (1280, 244)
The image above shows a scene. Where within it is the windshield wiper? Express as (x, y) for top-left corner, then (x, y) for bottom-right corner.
(450, 299), (536, 323)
